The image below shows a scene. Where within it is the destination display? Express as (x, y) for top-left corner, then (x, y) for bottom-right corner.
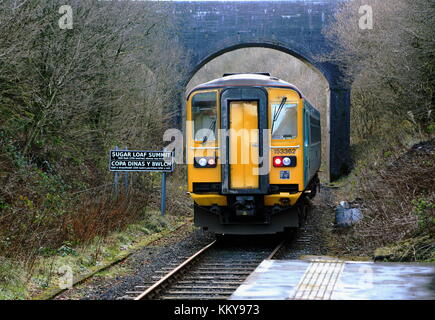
(109, 150), (173, 172)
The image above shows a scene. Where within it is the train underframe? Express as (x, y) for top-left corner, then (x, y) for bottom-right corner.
(194, 175), (319, 235)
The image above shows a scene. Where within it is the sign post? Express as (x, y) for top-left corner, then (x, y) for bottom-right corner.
(109, 149), (174, 215)
(123, 146), (129, 195)
(114, 146), (119, 197)
(161, 172), (167, 216)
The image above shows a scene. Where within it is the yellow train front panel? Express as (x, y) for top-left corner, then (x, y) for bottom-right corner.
(266, 87), (305, 206)
(187, 89), (221, 193)
(187, 87), (305, 206)
(185, 74), (321, 234)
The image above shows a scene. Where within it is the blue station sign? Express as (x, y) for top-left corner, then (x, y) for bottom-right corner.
(109, 150), (173, 172)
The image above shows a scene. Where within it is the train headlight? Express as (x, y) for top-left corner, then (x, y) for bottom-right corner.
(273, 156), (296, 167)
(283, 157), (291, 166)
(194, 157), (217, 168)
(198, 157), (208, 167)
(273, 157), (283, 167)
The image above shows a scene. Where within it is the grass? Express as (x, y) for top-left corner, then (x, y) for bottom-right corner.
(0, 157), (192, 300)
(326, 138), (434, 261)
(374, 235), (435, 262)
(0, 258), (27, 300)
(0, 210), (190, 300)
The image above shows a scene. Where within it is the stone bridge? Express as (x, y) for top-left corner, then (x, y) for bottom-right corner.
(169, 0), (350, 180)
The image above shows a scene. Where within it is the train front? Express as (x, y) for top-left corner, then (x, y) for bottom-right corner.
(186, 74), (307, 234)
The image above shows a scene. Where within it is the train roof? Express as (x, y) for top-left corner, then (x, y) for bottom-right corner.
(187, 73), (304, 99)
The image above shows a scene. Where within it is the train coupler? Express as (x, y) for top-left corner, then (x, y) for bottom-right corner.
(234, 196), (255, 216)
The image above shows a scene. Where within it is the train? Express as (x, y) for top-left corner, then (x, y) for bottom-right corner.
(186, 73), (321, 234)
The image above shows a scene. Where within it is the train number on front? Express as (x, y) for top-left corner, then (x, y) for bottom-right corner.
(274, 148), (297, 155)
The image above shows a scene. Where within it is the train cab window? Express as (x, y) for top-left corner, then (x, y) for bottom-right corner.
(271, 102), (298, 139)
(192, 92), (217, 142)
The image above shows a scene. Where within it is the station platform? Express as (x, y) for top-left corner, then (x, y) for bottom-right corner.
(230, 256), (435, 300)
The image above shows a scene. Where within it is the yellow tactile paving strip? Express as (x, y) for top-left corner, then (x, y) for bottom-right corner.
(291, 259), (345, 300)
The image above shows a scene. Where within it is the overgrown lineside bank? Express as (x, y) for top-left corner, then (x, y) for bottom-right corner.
(328, 140), (434, 261)
(323, 0), (434, 260)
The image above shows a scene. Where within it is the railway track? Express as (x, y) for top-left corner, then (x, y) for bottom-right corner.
(123, 238), (286, 300)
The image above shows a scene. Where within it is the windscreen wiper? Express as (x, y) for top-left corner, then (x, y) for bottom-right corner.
(202, 119), (216, 144)
(271, 97), (287, 135)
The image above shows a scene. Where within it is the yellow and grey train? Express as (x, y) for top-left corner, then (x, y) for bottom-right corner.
(186, 73), (321, 234)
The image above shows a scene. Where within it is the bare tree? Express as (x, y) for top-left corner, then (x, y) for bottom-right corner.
(0, 0), (188, 259)
(323, 0), (434, 145)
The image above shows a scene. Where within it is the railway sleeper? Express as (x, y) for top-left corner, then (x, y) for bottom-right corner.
(182, 276), (247, 280)
(191, 271), (251, 275)
(162, 266), (254, 271)
(199, 263), (260, 266)
(165, 291), (234, 298)
(176, 286), (241, 291)
(200, 268), (256, 271)
(177, 280), (243, 285)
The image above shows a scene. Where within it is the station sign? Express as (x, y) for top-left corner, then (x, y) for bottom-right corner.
(109, 150), (173, 172)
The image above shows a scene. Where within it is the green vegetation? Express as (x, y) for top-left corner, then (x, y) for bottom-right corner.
(0, 211), (188, 300)
(0, 0), (433, 300)
(413, 197), (435, 235)
(0, 258), (27, 300)
(323, 0), (434, 261)
(374, 235), (435, 263)
(325, 0), (434, 144)
(0, 0), (190, 299)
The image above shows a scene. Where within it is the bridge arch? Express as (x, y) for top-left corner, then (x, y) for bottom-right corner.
(186, 41), (335, 89)
(172, 0), (351, 180)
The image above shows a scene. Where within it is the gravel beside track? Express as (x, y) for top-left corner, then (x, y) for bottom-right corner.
(55, 224), (215, 300)
(55, 186), (335, 300)
(133, 236), (281, 300)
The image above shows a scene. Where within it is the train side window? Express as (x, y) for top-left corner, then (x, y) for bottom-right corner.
(271, 103), (298, 139)
(192, 92), (217, 142)
(310, 116), (321, 144)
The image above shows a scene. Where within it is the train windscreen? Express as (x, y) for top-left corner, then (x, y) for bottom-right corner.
(271, 102), (298, 139)
(192, 92), (217, 142)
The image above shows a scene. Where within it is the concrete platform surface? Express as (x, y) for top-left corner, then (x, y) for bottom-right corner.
(230, 258), (435, 300)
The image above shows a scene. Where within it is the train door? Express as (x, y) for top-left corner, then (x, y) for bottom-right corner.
(303, 102), (310, 188)
(229, 101), (259, 189)
(220, 88), (269, 195)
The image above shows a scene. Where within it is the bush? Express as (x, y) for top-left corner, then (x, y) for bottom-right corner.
(0, 1), (188, 265)
(323, 0), (434, 148)
(350, 140), (434, 259)
(412, 197), (435, 235)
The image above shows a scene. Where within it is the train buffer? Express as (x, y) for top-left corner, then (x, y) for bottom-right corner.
(230, 256), (435, 300)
